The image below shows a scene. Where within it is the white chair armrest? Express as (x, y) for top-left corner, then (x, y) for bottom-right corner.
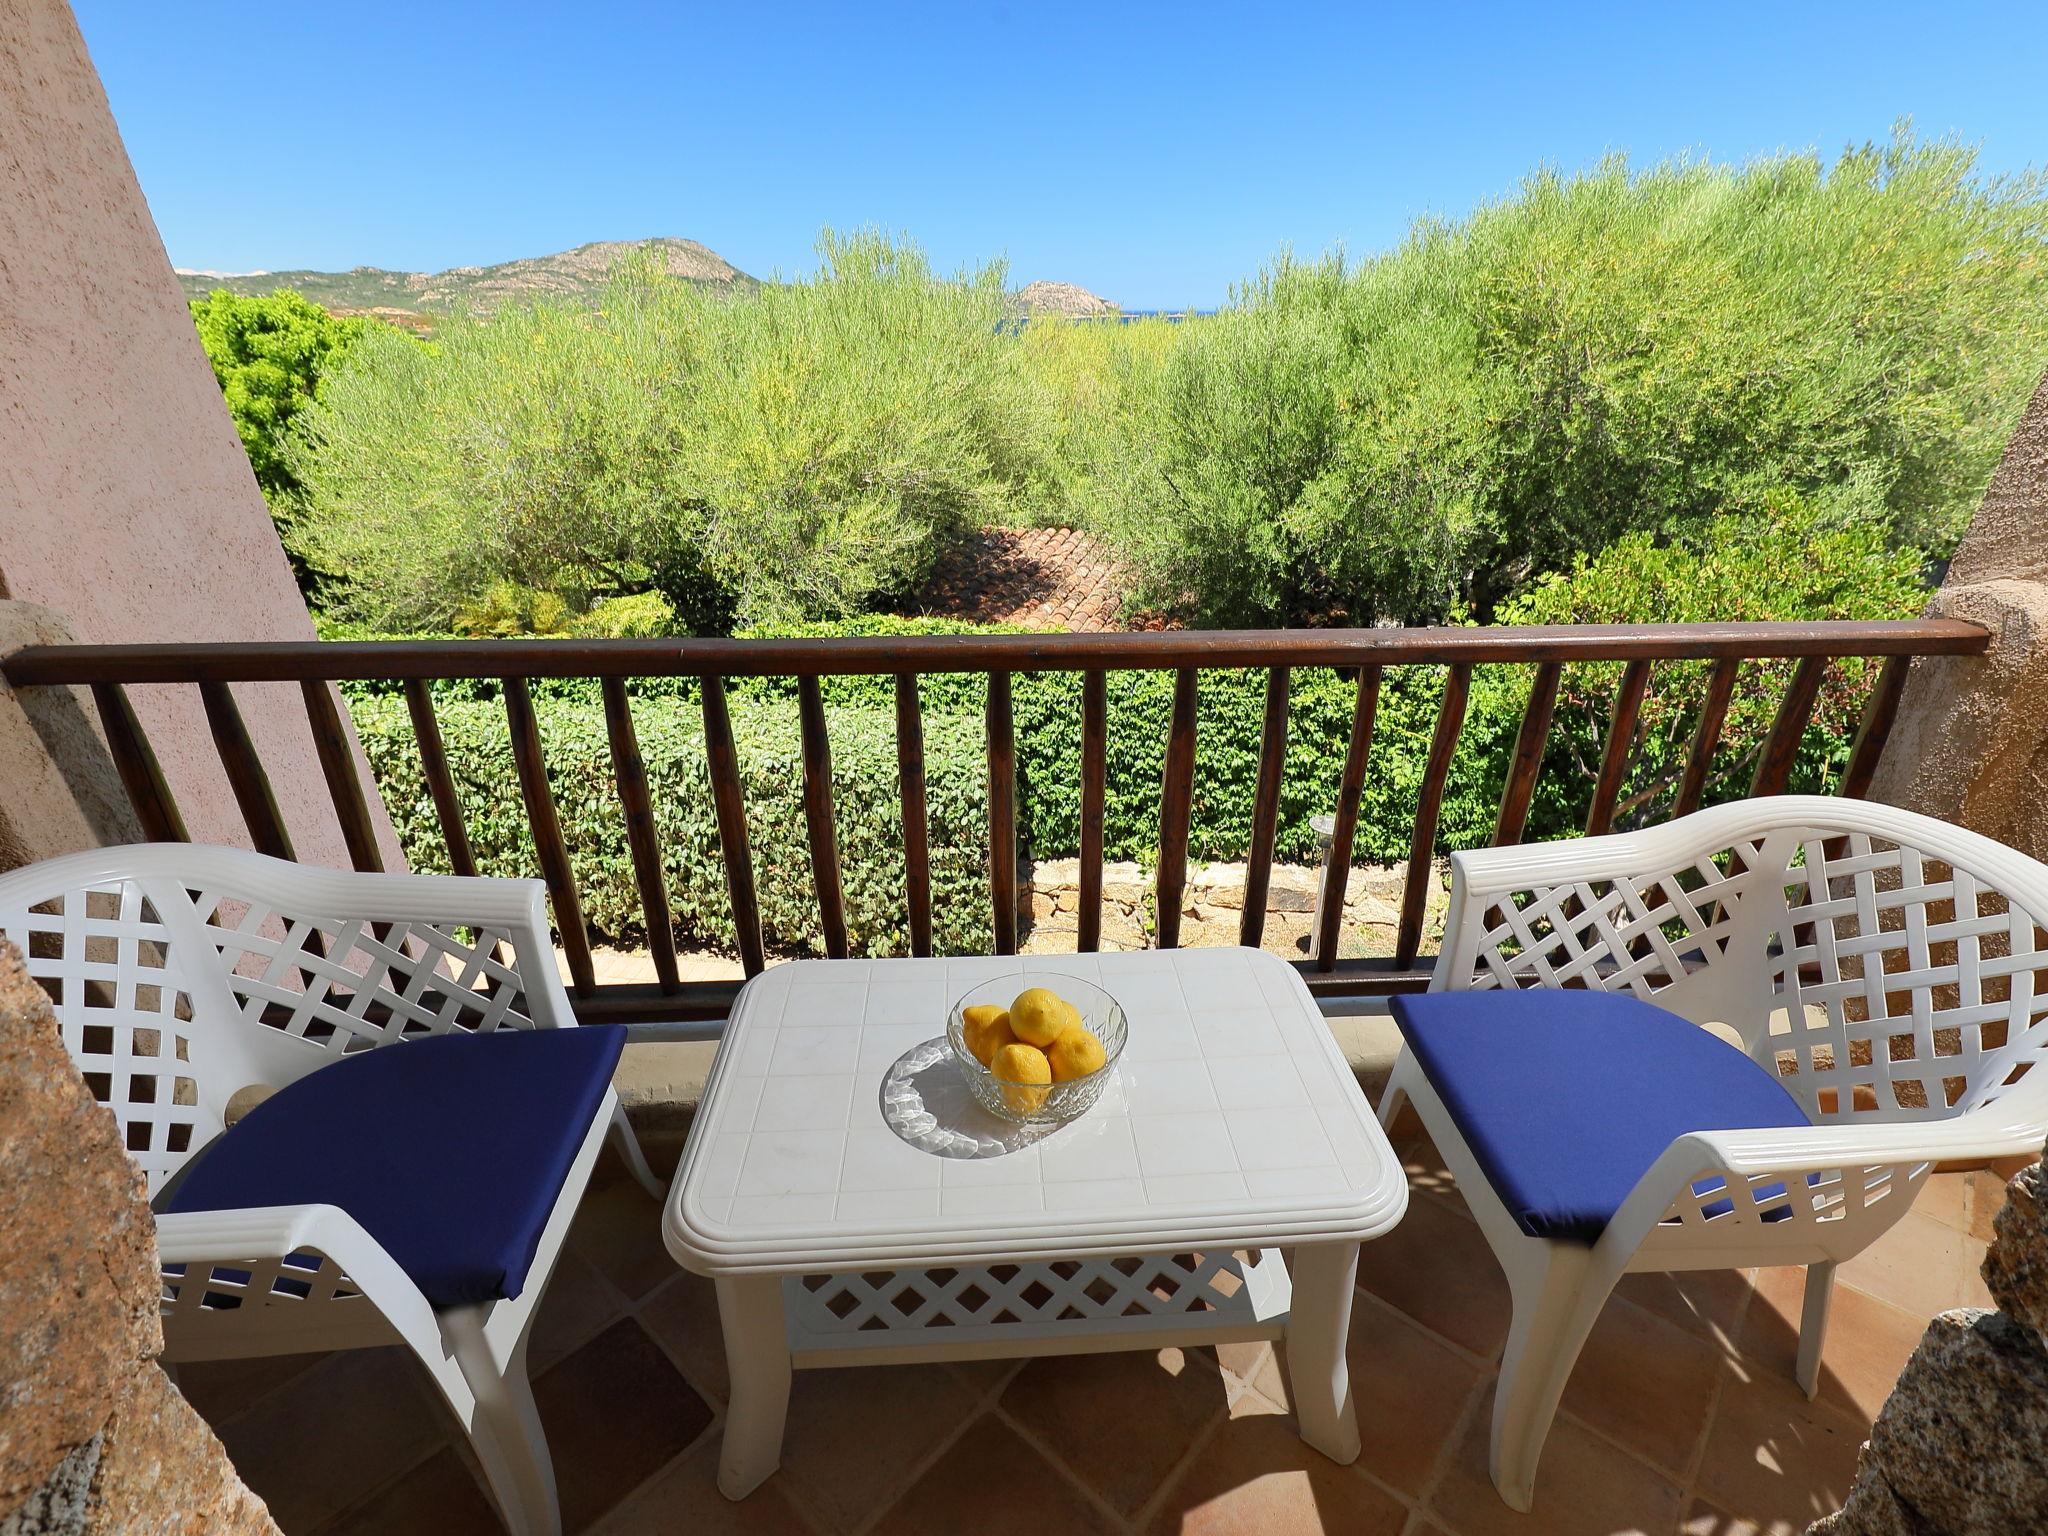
(155, 1203), (439, 1340)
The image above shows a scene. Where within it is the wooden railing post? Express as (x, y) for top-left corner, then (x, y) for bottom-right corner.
(1585, 658), (1654, 837)
(1492, 661), (1560, 846)
(198, 680), (294, 861)
(601, 677), (680, 992)
(1840, 655), (1913, 800)
(1395, 663), (1471, 970)
(1673, 658), (1740, 819)
(894, 673), (933, 958)
(88, 682), (187, 843)
(403, 680), (477, 876)
(797, 677), (849, 960)
(300, 680), (384, 872)
(503, 677), (595, 995)
(1078, 670), (1106, 953)
(1314, 667), (1382, 971)
(1240, 666), (1291, 949)
(1750, 656), (1829, 797)
(702, 676), (766, 977)
(1154, 668), (1199, 949)
(987, 671), (1018, 955)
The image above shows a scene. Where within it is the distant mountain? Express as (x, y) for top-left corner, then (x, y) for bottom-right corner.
(176, 238), (757, 329)
(1013, 280), (1116, 317)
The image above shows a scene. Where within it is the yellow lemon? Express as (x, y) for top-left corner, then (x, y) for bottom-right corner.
(1009, 987), (1070, 1048)
(961, 1004), (1015, 1067)
(1045, 1024), (1107, 1082)
(990, 1042), (1053, 1114)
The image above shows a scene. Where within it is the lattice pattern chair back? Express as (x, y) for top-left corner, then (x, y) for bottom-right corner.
(0, 845), (567, 1199)
(0, 872), (216, 1194)
(1761, 828), (2048, 1125)
(1441, 806), (2048, 1133)
(187, 878), (538, 1053)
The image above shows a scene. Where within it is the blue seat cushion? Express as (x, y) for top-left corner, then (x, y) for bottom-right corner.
(165, 1025), (626, 1308)
(1388, 990), (1809, 1243)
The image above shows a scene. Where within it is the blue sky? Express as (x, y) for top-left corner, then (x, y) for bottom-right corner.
(73, 0), (2048, 310)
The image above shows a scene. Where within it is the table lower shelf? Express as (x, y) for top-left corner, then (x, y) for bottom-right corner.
(783, 1249), (1291, 1368)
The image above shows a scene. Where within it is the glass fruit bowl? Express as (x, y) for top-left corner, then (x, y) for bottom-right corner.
(946, 972), (1128, 1125)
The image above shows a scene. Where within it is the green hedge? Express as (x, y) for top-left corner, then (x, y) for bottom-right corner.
(354, 692), (998, 956)
(349, 659), (1860, 959)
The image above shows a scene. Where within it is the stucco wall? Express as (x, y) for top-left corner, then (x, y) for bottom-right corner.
(0, 0), (401, 872)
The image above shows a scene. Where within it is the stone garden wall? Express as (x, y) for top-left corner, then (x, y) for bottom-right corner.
(1018, 857), (1450, 959)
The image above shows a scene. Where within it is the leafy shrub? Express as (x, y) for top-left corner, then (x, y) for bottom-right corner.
(289, 231), (1048, 632)
(1096, 130), (2048, 626)
(191, 289), (368, 507)
(1491, 494), (1930, 831)
(353, 690), (997, 956)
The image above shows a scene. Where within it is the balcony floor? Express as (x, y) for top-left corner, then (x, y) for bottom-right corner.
(175, 1125), (2006, 1536)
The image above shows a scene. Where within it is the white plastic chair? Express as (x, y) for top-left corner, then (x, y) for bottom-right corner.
(1376, 796), (2048, 1512)
(0, 843), (662, 1536)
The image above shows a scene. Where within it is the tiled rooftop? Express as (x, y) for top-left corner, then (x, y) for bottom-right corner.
(175, 1123), (2010, 1536)
(913, 526), (1132, 632)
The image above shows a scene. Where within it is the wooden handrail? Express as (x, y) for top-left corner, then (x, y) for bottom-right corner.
(0, 617), (1991, 685)
(6, 618), (1993, 1031)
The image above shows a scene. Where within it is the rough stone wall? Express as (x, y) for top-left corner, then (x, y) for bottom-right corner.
(1810, 1152), (2048, 1534)
(1871, 373), (2048, 862)
(0, 0), (401, 875)
(0, 603), (143, 872)
(1017, 857), (1450, 958)
(0, 937), (277, 1533)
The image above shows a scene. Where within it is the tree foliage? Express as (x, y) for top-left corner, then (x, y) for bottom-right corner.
(190, 289), (366, 506)
(1096, 129), (2048, 626)
(288, 231), (1046, 632)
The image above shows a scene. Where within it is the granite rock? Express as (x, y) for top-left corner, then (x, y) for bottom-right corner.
(1981, 1154), (2048, 1348)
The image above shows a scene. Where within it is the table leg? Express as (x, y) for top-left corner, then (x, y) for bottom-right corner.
(714, 1275), (792, 1500)
(1285, 1241), (1361, 1465)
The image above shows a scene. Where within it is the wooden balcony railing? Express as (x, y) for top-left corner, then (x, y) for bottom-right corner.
(2, 619), (1990, 1036)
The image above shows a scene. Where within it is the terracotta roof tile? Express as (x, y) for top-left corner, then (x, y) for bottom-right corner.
(909, 527), (1135, 632)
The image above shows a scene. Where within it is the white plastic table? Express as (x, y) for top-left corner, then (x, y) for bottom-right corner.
(662, 949), (1409, 1499)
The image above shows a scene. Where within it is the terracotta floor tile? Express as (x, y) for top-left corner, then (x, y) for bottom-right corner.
(174, 1350), (325, 1425)
(212, 1346), (448, 1534)
(639, 1269), (730, 1406)
(1353, 1196), (1513, 1361)
(1558, 1296), (1721, 1476)
(1612, 1268), (1754, 1350)
(1835, 1209), (1992, 1318)
(1398, 1134), (1465, 1212)
(1913, 1171), (1972, 1234)
(590, 1440), (815, 1536)
(870, 1413), (1119, 1536)
(945, 1355), (1026, 1397)
(565, 1180), (678, 1302)
(315, 1444), (502, 1536)
(530, 1252), (628, 1373)
(1678, 1499), (1771, 1535)
(1340, 1295), (1484, 1497)
(1736, 1267), (1925, 1423)
(1146, 1411), (1407, 1536)
(1001, 1346), (1228, 1516)
(1693, 1361), (1868, 1534)
(534, 1317), (714, 1532)
(777, 1364), (982, 1533)
(1967, 1167), (2012, 1243)
(1424, 1385), (1684, 1536)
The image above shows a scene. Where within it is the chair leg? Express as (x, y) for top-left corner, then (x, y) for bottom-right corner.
(609, 1101), (665, 1200)
(440, 1305), (560, 1536)
(1796, 1261), (1835, 1400)
(1491, 1243), (1609, 1514)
